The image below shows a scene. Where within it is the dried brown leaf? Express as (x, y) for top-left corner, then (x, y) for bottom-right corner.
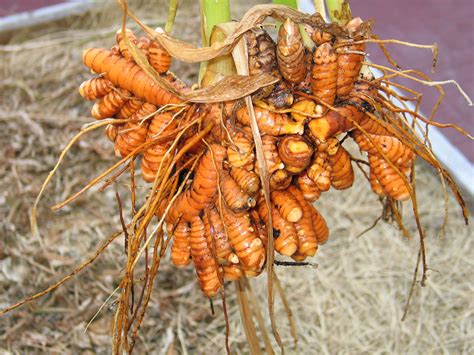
(121, 4), (310, 63)
(187, 74), (278, 103)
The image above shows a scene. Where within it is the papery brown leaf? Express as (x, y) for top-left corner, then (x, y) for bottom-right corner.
(121, 3), (314, 63)
(118, 4), (279, 103)
(117, 1), (372, 104)
(187, 74), (278, 103)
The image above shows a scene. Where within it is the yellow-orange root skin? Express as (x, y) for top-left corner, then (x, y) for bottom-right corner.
(257, 198), (298, 257)
(310, 204), (329, 245)
(170, 222), (192, 267)
(141, 112), (176, 183)
(230, 167), (260, 195)
(221, 206), (265, 276)
(271, 190), (303, 223)
(91, 88), (130, 120)
(220, 172), (255, 212)
(236, 106), (304, 136)
(149, 41), (172, 74)
(278, 135), (313, 174)
(288, 186), (318, 257)
(311, 42), (338, 105)
(82, 48), (182, 106)
(189, 217), (222, 297)
(329, 145), (354, 190)
(336, 39), (366, 97)
(277, 18), (307, 84)
(167, 145), (226, 223)
(79, 77), (114, 100)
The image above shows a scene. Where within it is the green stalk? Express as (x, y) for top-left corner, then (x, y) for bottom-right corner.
(272, 0), (314, 49)
(198, 0), (232, 86)
(272, 0), (298, 8)
(200, 0), (231, 46)
(313, 0), (328, 22)
(164, 0), (180, 34)
(324, 0), (352, 25)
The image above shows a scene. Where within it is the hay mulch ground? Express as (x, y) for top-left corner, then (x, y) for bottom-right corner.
(0, 1), (472, 353)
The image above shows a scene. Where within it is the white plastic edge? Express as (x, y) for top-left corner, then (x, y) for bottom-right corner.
(0, 0), (96, 32)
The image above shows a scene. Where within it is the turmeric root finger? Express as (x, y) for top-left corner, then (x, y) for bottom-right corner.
(278, 135), (313, 174)
(230, 167), (260, 195)
(277, 18), (307, 84)
(271, 190), (303, 223)
(189, 217), (222, 297)
(189, 144), (227, 206)
(297, 172), (321, 202)
(308, 104), (361, 141)
(227, 131), (255, 169)
(105, 124), (119, 143)
(308, 82), (374, 141)
(221, 206), (265, 276)
(307, 151), (330, 189)
(291, 99), (316, 123)
(141, 112), (177, 183)
(311, 42), (338, 105)
(169, 222), (191, 267)
(336, 38), (366, 97)
(287, 186), (318, 257)
(115, 28), (137, 60)
(269, 169), (292, 191)
(369, 154), (410, 201)
(257, 135), (284, 174)
(246, 27), (279, 97)
(309, 204), (329, 245)
(370, 169), (384, 197)
(257, 198), (298, 257)
(114, 121), (149, 157)
(236, 106), (304, 136)
(114, 103), (156, 157)
(204, 207), (233, 264)
(116, 97), (144, 119)
(83, 48), (182, 106)
(79, 77), (114, 100)
(310, 28), (334, 45)
(220, 172), (256, 212)
(91, 88), (130, 119)
(223, 264), (243, 281)
(149, 40), (172, 74)
(329, 145), (354, 190)
(352, 131), (415, 167)
(136, 36), (151, 57)
(167, 145), (227, 224)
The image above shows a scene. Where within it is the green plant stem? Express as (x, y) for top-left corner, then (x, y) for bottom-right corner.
(199, 0), (232, 86)
(200, 0), (231, 46)
(165, 0), (180, 34)
(313, 0), (328, 22)
(272, 0), (298, 8)
(324, 0), (352, 24)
